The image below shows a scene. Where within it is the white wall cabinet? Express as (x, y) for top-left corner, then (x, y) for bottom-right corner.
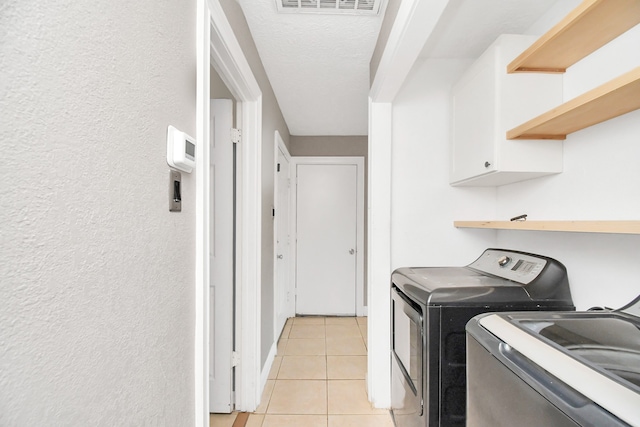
(450, 34), (563, 187)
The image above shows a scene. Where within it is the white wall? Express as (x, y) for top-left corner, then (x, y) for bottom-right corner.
(390, 7), (640, 310)
(496, 15), (640, 310)
(1, 1), (197, 425)
(391, 59), (496, 270)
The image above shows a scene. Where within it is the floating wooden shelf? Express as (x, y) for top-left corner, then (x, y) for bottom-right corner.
(454, 220), (640, 235)
(506, 66), (640, 140)
(507, 0), (640, 73)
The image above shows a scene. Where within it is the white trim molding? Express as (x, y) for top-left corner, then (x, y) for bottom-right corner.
(369, 0), (449, 102)
(366, 0), (451, 409)
(195, 1), (211, 426)
(366, 101), (392, 408)
(196, 0), (263, 424)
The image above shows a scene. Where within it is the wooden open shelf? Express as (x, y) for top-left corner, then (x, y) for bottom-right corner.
(454, 220), (640, 235)
(507, 66), (640, 140)
(507, 0), (640, 73)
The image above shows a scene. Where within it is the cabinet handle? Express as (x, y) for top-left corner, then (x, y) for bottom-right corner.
(484, 161), (491, 168)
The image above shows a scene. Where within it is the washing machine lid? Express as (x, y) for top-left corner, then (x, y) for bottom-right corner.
(395, 249), (550, 291)
(519, 315), (640, 388)
(391, 248), (572, 306)
(394, 266), (514, 291)
(392, 267), (532, 306)
(478, 307), (640, 426)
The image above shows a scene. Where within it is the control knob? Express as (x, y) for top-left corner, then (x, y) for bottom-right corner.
(498, 256), (511, 268)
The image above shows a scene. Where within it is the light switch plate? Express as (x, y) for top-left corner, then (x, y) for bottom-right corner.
(169, 170), (181, 212)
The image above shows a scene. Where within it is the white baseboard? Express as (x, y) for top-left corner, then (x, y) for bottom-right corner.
(259, 340), (278, 394)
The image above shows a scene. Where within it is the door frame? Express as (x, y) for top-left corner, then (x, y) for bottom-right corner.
(273, 131), (294, 339)
(367, 0), (445, 409)
(196, 0), (263, 425)
(290, 156), (366, 317)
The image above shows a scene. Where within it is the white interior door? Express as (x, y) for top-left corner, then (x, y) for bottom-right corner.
(274, 138), (292, 336)
(295, 161), (360, 316)
(210, 99), (234, 413)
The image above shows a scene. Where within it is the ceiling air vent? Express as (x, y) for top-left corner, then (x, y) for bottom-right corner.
(277, 0), (382, 15)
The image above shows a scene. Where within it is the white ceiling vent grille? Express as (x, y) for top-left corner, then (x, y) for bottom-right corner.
(277, 0), (382, 15)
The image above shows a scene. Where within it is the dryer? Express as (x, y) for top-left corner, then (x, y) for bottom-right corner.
(390, 248), (575, 427)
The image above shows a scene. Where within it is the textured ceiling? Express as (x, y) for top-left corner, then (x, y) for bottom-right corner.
(419, 0), (561, 59)
(239, 0), (564, 136)
(238, 0), (383, 136)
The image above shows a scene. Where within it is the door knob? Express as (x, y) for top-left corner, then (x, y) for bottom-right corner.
(277, 254), (283, 259)
(349, 249), (355, 255)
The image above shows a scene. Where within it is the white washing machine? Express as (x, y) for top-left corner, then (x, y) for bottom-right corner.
(466, 295), (640, 427)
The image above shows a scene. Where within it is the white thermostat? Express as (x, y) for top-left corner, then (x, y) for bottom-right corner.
(167, 125), (196, 173)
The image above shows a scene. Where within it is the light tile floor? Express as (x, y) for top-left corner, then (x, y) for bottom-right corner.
(211, 316), (394, 427)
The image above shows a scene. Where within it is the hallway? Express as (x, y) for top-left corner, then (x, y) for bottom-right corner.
(211, 316), (393, 427)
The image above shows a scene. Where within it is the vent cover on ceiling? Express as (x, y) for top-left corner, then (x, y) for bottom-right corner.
(276, 0), (382, 15)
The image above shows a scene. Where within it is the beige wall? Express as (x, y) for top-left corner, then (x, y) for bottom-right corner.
(290, 135), (367, 158)
(1, 0), (197, 424)
(211, 66), (235, 101)
(290, 136), (369, 305)
(211, 65), (236, 118)
(219, 0), (292, 368)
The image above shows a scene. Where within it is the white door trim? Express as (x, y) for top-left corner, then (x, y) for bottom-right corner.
(366, 101), (392, 409)
(290, 157), (366, 317)
(273, 131), (293, 340)
(196, 0), (263, 425)
(369, 0), (449, 102)
(367, 0), (448, 409)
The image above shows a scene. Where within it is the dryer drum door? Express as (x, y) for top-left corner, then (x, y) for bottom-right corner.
(391, 287), (424, 427)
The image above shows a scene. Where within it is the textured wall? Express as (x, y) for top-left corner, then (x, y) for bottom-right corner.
(1, 0), (197, 425)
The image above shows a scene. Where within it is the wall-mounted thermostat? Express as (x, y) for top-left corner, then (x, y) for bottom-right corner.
(167, 125), (196, 173)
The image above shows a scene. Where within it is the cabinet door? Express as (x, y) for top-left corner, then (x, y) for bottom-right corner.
(450, 53), (496, 184)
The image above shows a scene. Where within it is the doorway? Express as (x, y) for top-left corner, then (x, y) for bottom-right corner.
(196, 1), (263, 424)
(274, 132), (294, 338)
(291, 157), (365, 316)
(209, 98), (235, 413)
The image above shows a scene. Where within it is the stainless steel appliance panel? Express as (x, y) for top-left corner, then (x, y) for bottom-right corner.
(391, 287), (423, 427)
(390, 248), (575, 427)
(466, 300), (640, 427)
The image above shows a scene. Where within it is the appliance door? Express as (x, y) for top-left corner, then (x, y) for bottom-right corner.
(467, 314), (635, 427)
(391, 286), (423, 427)
(466, 332), (582, 427)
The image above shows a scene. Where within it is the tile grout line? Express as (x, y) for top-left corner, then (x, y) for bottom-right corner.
(231, 412), (249, 427)
(248, 316), (383, 427)
(325, 317), (329, 419)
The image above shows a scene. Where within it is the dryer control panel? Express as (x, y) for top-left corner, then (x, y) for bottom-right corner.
(469, 249), (547, 285)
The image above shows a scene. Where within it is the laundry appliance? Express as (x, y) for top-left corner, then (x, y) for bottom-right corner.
(390, 248), (575, 427)
(466, 295), (640, 427)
